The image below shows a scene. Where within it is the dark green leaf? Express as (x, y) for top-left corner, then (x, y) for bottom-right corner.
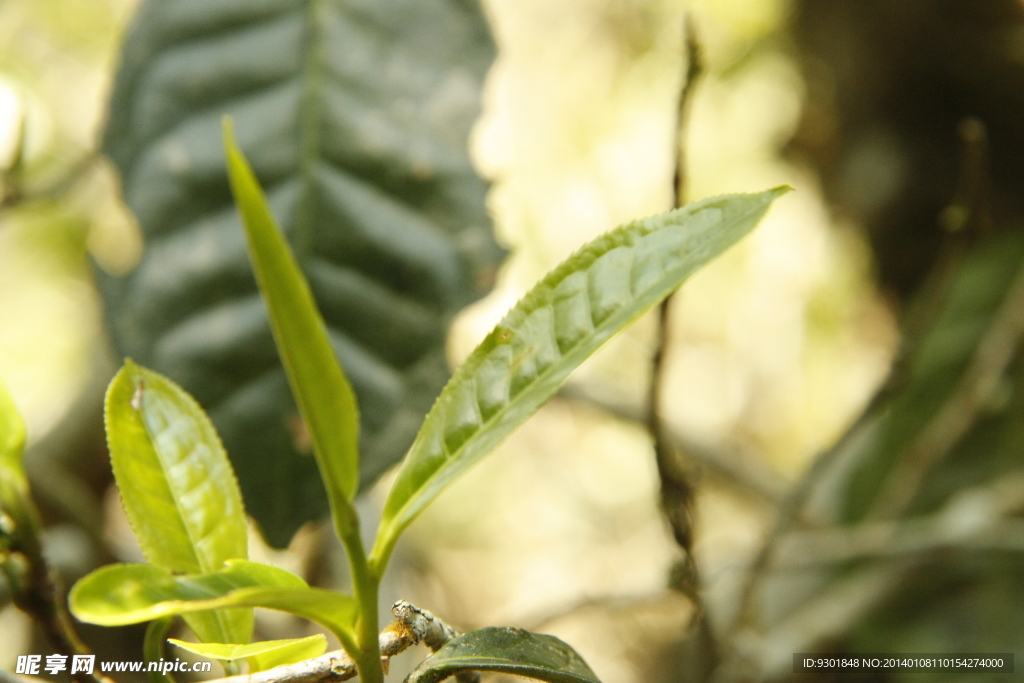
(224, 120), (360, 532)
(100, 0), (503, 546)
(406, 627), (601, 683)
(105, 360), (250, 644)
(69, 560), (357, 644)
(373, 188), (790, 565)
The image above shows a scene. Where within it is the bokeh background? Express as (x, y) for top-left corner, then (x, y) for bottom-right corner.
(3, 0), (1022, 681)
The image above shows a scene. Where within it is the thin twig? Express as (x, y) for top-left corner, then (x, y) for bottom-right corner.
(521, 590), (695, 634)
(718, 475), (1024, 681)
(649, 11), (705, 591)
(0, 151), (100, 213)
(200, 602), (468, 683)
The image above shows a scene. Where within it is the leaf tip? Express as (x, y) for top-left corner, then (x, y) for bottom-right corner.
(222, 116), (236, 150)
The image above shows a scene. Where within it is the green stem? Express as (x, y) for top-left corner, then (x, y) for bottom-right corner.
(144, 618), (176, 683)
(341, 526), (383, 683)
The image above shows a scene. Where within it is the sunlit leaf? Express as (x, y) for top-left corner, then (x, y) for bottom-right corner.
(373, 188), (790, 567)
(168, 634), (327, 672)
(69, 560), (357, 644)
(224, 121), (359, 534)
(406, 627), (601, 683)
(0, 381), (39, 554)
(0, 381), (29, 515)
(105, 360), (250, 643)
(99, 0), (502, 547)
(0, 382), (26, 476)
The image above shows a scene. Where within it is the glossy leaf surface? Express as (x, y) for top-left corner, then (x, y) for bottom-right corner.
(70, 560), (357, 643)
(106, 361), (248, 573)
(100, 0), (502, 546)
(225, 122), (360, 532)
(105, 361), (250, 643)
(374, 188), (789, 564)
(168, 634), (327, 672)
(406, 627), (601, 683)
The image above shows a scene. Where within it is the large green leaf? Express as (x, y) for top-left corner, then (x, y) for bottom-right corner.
(69, 560), (357, 645)
(373, 188), (789, 566)
(168, 634), (327, 672)
(406, 627), (601, 683)
(100, 0), (503, 546)
(224, 120), (359, 533)
(105, 360), (250, 644)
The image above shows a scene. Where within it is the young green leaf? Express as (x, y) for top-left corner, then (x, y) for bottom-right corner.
(168, 635), (328, 672)
(406, 627), (601, 683)
(0, 381), (26, 474)
(372, 187), (790, 567)
(106, 360), (251, 644)
(69, 560), (358, 647)
(0, 380), (29, 515)
(0, 381), (40, 555)
(223, 120), (360, 535)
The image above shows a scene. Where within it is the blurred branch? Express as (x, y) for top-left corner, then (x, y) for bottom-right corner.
(558, 384), (788, 504)
(718, 475), (1024, 681)
(200, 601), (472, 683)
(776, 517), (1024, 568)
(522, 590), (693, 633)
(670, 16), (704, 208)
(1, 507), (110, 683)
(776, 472), (1024, 568)
(720, 563), (911, 683)
(0, 151), (100, 214)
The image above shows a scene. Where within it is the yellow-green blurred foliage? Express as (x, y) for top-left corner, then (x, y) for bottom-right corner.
(0, 0), (896, 680)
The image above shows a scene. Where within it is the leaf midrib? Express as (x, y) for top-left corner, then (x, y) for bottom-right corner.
(136, 394), (237, 642)
(294, 0), (329, 259)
